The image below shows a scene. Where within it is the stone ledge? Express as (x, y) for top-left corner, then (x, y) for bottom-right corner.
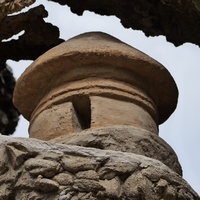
(0, 135), (199, 199)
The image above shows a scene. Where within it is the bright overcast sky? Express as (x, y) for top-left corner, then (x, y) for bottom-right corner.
(7, 0), (200, 195)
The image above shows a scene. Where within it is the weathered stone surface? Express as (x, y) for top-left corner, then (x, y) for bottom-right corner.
(25, 158), (62, 177)
(0, 66), (19, 135)
(29, 101), (82, 140)
(35, 176), (60, 192)
(91, 96), (157, 133)
(61, 155), (99, 173)
(76, 170), (99, 180)
(51, 126), (182, 175)
(0, 135), (199, 199)
(53, 172), (74, 185)
(99, 177), (121, 198)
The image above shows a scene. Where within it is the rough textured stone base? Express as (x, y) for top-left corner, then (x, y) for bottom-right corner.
(0, 135), (199, 200)
(51, 126), (182, 175)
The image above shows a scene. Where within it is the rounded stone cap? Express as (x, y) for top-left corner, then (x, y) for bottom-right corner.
(13, 32), (178, 124)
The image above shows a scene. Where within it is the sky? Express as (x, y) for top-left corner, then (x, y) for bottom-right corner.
(7, 0), (200, 195)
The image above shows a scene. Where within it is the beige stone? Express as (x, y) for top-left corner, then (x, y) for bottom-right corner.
(90, 96), (157, 133)
(53, 172), (74, 185)
(35, 176), (59, 192)
(99, 177), (121, 198)
(29, 101), (82, 140)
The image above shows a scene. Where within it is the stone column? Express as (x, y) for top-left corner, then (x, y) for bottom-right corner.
(10, 32), (199, 199)
(13, 31), (181, 173)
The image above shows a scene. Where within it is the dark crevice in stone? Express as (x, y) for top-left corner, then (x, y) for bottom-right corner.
(72, 95), (91, 130)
